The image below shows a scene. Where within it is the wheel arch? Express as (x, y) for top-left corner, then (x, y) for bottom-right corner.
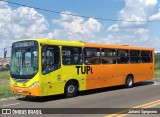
(125, 74), (134, 88)
(64, 79), (79, 91)
(126, 74), (134, 80)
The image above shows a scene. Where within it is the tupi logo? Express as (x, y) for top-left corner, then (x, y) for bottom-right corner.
(75, 66), (93, 75)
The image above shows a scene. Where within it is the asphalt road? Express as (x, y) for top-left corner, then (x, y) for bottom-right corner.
(0, 79), (160, 117)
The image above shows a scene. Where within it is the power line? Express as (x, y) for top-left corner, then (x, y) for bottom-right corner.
(0, 0), (160, 22)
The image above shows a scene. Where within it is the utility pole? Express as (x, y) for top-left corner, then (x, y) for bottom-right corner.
(4, 48), (7, 59)
(3, 48), (7, 66)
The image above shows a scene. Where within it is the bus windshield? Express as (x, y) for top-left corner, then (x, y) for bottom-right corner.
(10, 41), (38, 79)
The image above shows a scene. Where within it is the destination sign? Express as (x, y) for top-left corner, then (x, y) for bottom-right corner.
(12, 41), (38, 48)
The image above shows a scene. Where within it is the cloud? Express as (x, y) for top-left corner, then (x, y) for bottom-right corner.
(135, 28), (149, 35)
(0, 1), (53, 47)
(149, 12), (160, 20)
(124, 0), (158, 8)
(107, 0), (158, 32)
(105, 0), (160, 51)
(0, 1), (56, 57)
(0, 2), (102, 56)
(0, 0), (160, 58)
(108, 0), (158, 31)
(107, 24), (120, 32)
(52, 11), (102, 41)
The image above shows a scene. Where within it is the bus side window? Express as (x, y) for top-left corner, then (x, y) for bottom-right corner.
(101, 49), (116, 64)
(117, 49), (129, 64)
(130, 50), (140, 63)
(84, 48), (101, 65)
(62, 47), (82, 65)
(141, 50), (152, 63)
(42, 45), (60, 74)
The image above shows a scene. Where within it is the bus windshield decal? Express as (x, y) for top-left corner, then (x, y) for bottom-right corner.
(12, 41), (38, 48)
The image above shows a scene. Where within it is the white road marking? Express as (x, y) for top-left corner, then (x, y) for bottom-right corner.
(1, 103), (20, 107)
(152, 82), (160, 85)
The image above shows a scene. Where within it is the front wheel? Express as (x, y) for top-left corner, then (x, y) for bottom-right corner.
(125, 75), (133, 88)
(64, 81), (78, 98)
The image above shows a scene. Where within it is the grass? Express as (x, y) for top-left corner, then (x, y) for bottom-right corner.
(155, 61), (160, 79)
(0, 70), (10, 80)
(155, 68), (160, 79)
(0, 70), (19, 99)
(0, 80), (17, 99)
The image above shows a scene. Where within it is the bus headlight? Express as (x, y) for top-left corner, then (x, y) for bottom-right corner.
(29, 81), (39, 89)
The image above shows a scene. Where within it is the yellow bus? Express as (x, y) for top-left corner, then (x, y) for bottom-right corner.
(10, 39), (154, 97)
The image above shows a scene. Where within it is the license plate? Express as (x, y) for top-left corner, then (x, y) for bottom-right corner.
(17, 89), (23, 93)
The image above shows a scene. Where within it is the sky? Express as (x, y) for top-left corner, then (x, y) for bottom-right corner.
(0, 0), (160, 57)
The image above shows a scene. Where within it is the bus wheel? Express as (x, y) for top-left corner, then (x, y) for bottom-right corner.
(125, 75), (133, 88)
(65, 81), (78, 98)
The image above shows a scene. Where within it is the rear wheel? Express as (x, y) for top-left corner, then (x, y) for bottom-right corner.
(125, 75), (133, 88)
(64, 81), (78, 98)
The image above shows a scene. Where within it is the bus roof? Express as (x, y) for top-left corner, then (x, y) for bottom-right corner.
(83, 42), (154, 50)
(14, 39), (154, 50)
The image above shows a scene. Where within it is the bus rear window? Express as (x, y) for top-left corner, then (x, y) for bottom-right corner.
(141, 50), (152, 63)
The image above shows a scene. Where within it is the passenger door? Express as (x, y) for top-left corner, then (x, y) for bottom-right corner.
(41, 45), (62, 96)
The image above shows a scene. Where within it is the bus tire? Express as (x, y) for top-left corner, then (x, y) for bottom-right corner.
(125, 75), (133, 88)
(64, 81), (78, 98)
